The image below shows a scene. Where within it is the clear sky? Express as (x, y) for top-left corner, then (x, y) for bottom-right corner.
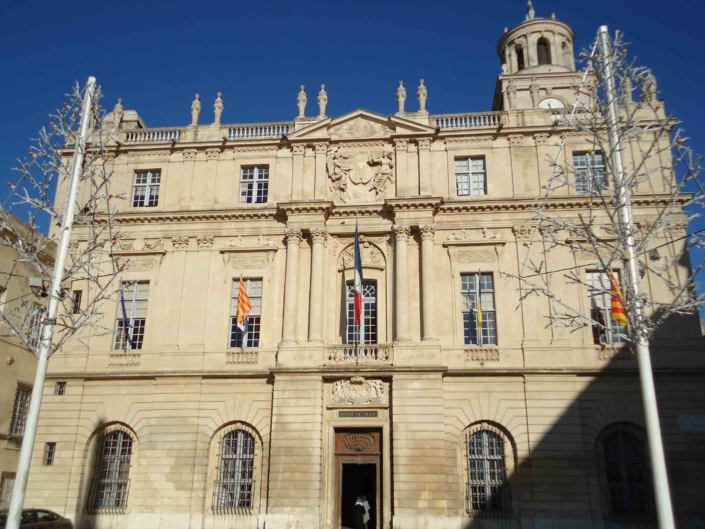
(1, 0), (704, 309)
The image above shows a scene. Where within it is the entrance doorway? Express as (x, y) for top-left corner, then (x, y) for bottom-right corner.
(334, 429), (381, 529)
(340, 463), (377, 529)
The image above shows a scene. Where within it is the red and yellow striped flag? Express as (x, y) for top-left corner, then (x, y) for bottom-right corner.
(610, 273), (628, 327)
(236, 277), (252, 331)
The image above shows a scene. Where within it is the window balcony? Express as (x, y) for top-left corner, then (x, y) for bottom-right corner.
(326, 344), (393, 366)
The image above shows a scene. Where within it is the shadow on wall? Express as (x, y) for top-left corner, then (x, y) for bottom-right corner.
(460, 315), (705, 529)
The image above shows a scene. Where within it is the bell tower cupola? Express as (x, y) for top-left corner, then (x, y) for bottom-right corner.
(492, 3), (579, 110)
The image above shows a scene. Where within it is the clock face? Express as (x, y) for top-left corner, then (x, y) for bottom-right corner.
(539, 97), (565, 109)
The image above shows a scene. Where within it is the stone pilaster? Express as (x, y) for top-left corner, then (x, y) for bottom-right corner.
(419, 224), (438, 342)
(418, 138), (431, 196)
(314, 143), (328, 200)
(392, 224), (411, 342)
(281, 229), (303, 345)
(394, 139), (409, 196)
(291, 144), (305, 200)
(308, 228), (327, 343)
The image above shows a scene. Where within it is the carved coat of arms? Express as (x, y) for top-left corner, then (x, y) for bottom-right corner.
(332, 377), (385, 405)
(327, 145), (395, 203)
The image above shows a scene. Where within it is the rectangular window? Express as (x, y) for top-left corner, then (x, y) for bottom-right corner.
(0, 473), (16, 509)
(44, 443), (56, 466)
(346, 281), (378, 344)
(574, 151), (606, 193)
(113, 282), (149, 351)
(239, 166), (269, 204)
(131, 170), (161, 208)
(71, 290), (82, 315)
(456, 157), (487, 196)
(25, 304), (45, 350)
(587, 271), (628, 344)
(9, 383), (32, 440)
(229, 279), (262, 349)
(55, 382), (67, 396)
(461, 273), (497, 346)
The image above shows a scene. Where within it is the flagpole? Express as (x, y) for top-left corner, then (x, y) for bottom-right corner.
(355, 210), (359, 365)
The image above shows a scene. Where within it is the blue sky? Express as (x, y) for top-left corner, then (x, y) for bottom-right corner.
(1, 0), (704, 303)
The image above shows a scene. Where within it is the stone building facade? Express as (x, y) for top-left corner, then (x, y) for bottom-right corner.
(23, 10), (705, 529)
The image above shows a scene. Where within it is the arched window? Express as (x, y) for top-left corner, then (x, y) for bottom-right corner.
(537, 38), (551, 65)
(515, 46), (525, 71)
(602, 430), (648, 515)
(88, 430), (133, 511)
(213, 429), (255, 512)
(466, 428), (511, 515)
(346, 280), (377, 344)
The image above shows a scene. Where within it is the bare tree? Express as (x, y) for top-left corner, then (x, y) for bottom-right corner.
(503, 28), (703, 528)
(0, 82), (126, 355)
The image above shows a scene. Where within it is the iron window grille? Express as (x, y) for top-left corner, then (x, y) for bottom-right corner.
(461, 273), (497, 345)
(574, 151), (607, 193)
(9, 383), (32, 440)
(455, 157), (487, 196)
(88, 430), (133, 512)
(229, 279), (262, 349)
(0, 472), (16, 509)
(113, 281), (149, 351)
(212, 429), (255, 513)
(71, 290), (82, 315)
(239, 166), (269, 204)
(466, 428), (511, 516)
(44, 443), (56, 466)
(587, 271), (628, 345)
(25, 304), (45, 350)
(603, 430), (648, 516)
(55, 382), (67, 396)
(346, 280), (377, 345)
(131, 170), (161, 208)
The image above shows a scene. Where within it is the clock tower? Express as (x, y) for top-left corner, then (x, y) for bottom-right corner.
(492, 5), (580, 111)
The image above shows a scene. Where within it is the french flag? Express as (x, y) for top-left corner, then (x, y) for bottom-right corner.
(353, 216), (364, 331)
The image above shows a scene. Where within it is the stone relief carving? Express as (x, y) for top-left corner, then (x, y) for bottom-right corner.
(257, 235), (275, 247)
(117, 258), (156, 272)
(445, 137), (493, 149)
(332, 377), (385, 405)
(529, 77), (540, 107)
(342, 433), (376, 452)
(115, 238), (164, 252)
(231, 256), (267, 269)
(419, 225), (436, 241)
(330, 117), (390, 140)
(534, 133), (549, 145)
(285, 229), (303, 245)
(447, 228), (499, 242)
(338, 236), (385, 270)
(205, 148), (220, 160)
(456, 250), (495, 263)
(68, 241), (80, 254)
(417, 138), (431, 149)
(171, 236), (190, 250)
(508, 135), (523, 146)
(327, 144), (395, 202)
(512, 226), (535, 240)
(311, 228), (328, 245)
(392, 224), (410, 242)
(196, 236), (214, 249)
(292, 144), (305, 156)
(183, 149), (197, 160)
(228, 236), (244, 247)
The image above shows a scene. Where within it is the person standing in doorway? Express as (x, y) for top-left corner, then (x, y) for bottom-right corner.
(352, 496), (366, 529)
(361, 495), (371, 529)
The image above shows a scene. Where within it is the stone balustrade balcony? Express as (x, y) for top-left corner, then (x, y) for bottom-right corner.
(326, 343), (393, 366)
(433, 111), (508, 130)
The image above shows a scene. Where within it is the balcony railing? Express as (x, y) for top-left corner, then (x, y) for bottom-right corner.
(226, 350), (258, 364)
(326, 344), (393, 365)
(124, 128), (185, 143)
(226, 122), (291, 140)
(434, 111), (507, 130)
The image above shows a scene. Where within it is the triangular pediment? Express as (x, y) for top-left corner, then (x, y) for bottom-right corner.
(288, 109), (435, 141)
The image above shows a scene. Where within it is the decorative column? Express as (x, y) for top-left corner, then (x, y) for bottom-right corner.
(392, 225), (411, 342)
(308, 228), (327, 343)
(314, 143), (328, 199)
(419, 225), (438, 342)
(394, 139), (409, 196)
(418, 138), (431, 195)
(292, 144), (305, 200)
(281, 228), (303, 345)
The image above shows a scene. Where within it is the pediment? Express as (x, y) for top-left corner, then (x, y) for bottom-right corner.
(288, 109), (435, 141)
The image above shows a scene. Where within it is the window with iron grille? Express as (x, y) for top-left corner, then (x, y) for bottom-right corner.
(239, 166), (269, 204)
(461, 273), (497, 345)
(9, 383), (32, 440)
(587, 271), (628, 345)
(603, 430), (648, 516)
(212, 429), (255, 512)
(0, 472), (15, 509)
(131, 170), (161, 208)
(574, 151), (607, 193)
(71, 290), (82, 315)
(467, 429), (511, 515)
(113, 282), (149, 351)
(455, 157), (487, 196)
(346, 280), (377, 344)
(229, 279), (262, 349)
(88, 430), (133, 511)
(44, 443), (56, 466)
(55, 382), (67, 396)
(25, 304), (45, 350)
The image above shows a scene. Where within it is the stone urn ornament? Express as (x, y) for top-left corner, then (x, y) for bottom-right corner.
(190, 94), (201, 125)
(213, 92), (224, 125)
(318, 84), (328, 118)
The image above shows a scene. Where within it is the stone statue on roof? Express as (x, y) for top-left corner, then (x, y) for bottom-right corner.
(527, 0), (535, 20)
